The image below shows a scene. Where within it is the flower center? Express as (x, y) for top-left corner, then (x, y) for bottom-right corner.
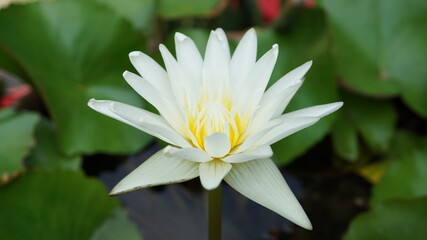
(184, 94), (249, 151)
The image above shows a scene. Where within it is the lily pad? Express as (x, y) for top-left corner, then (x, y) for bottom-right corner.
(0, 170), (140, 239)
(344, 197), (427, 240)
(331, 114), (359, 162)
(94, 0), (155, 32)
(370, 132), (427, 205)
(0, 49), (30, 83)
(347, 93), (396, 153)
(0, 108), (39, 179)
(157, 0), (219, 19)
(322, 0), (427, 117)
(257, 9), (339, 165)
(0, 0), (153, 155)
(90, 208), (143, 240)
(25, 118), (81, 172)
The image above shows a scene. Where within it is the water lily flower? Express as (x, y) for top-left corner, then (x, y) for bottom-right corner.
(88, 28), (342, 230)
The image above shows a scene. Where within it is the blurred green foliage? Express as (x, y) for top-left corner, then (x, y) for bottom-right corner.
(0, 0), (426, 239)
(344, 197), (427, 240)
(0, 171), (142, 239)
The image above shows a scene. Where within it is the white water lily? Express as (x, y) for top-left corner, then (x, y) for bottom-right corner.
(88, 28), (342, 230)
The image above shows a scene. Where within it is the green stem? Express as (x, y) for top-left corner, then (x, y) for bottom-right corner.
(208, 184), (222, 240)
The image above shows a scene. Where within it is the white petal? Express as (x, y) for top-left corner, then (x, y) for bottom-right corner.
(230, 28), (257, 92)
(199, 160), (232, 190)
(249, 81), (303, 132)
(88, 99), (191, 148)
(175, 32), (203, 89)
(123, 71), (184, 132)
(203, 30), (230, 99)
(232, 118), (282, 153)
(224, 158), (312, 230)
(265, 61), (312, 103)
(222, 145), (272, 163)
(234, 44), (278, 115)
(256, 102), (344, 146)
(204, 132), (231, 158)
(159, 44), (198, 107)
(164, 145), (212, 162)
(128, 51), (172, 95)
(249, 61), (312, 130)
(110, 149), (199, 195)
(279, 102), (344, 119)
(214, 28), (231, 60)
(261, 61), (312, 116)
(123, 71), (161, 107)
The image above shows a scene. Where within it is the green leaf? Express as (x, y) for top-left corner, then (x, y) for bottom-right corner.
(344, 197), (427, 240)
(0, 0), (153, 155)
(157, 0), (219, 18)
(26, 118), (81, 171)
(257, 9), (340, 165)
(331, 114), (359, 161)
(322, 0), (427, 117)
(343, 93), (396, 154)
(93, 0), (155, 32)
(0, 49), (30, 83)
(90, 208), (143, 240)
(370, 132), (427, 205)
(0, 108), (39, 178)
(0, 171), (123, 239)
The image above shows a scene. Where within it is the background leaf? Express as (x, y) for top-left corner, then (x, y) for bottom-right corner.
(344, 92), (396, 154)
(90, 208), (143, 240)
(25, 118), (81, 171)
(157, 0), (219, 19)
(344, 197), (427, 240)
(94, 0), (155, 32)
(370, 132), (427, 205)
(321, 0), (427, 117)
(331, 114), (359, 161)
(0, 0), (153, 155)
(0, 108), (39, 178)
(0, 170), (136, 239)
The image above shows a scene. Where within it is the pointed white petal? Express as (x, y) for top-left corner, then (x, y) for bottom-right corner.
(122, 71), (183, 132)
(110, 149), (199, 195)
(203, 30), (230, 99)
(204, 132), (231, 158)
(230, 28), (257, 91)
(265, 61), (312, 102)
(222, 145), (273, 163)
(249, 81), (303, 132)
(88, 99), (191, 148)
(159, 44), (198, 107)
(199, 160), (232, 190)
(214, 28), (230, 60)
(164, 145), (212, 162)
(122, 71), (166, 112)
(279, 102), (344, 119)
(224, 158), (312, 230)
(235, 44), (279, 115)
(256, 102), (344, 146)
(257, 61), (313, 119)
(175, 32), (203, 89)
(128, 51), (172, 95)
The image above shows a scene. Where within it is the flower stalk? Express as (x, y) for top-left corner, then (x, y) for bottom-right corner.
(208, 185), (222, 240)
